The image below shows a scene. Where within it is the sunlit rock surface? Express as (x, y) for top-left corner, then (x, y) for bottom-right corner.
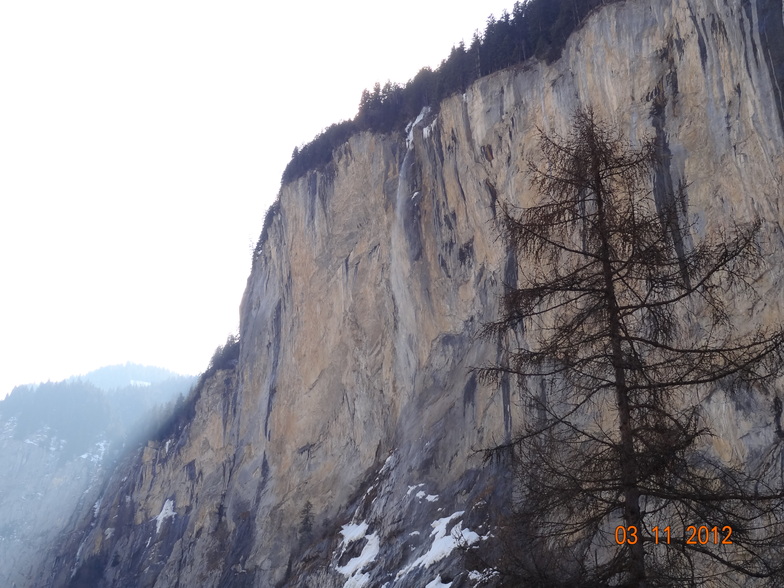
(32, 1), (784, 586)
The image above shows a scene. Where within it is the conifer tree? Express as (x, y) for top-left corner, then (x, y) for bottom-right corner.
(480, 108), (784, 587)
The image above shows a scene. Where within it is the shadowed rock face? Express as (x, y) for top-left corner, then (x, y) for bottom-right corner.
(0, 421), (108, 588)
(0, 371), (194, 588)
(30, 1), (784, 586)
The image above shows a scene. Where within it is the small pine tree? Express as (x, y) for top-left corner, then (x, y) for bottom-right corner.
(299, 501), (314, 537)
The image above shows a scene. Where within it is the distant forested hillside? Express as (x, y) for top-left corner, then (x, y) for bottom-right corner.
(73, 362), (185, 391)
(0, 367), (195, 459)
(280, 0), (614, 185)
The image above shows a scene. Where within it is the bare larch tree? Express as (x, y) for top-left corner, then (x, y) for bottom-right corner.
(479, 108), (784, 587)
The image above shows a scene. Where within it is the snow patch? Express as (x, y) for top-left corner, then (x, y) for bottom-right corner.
(153, 499), (176, 534)
(343, 572), (370, 588)
(93, 499), (101, 518)
(75, 540), (85, 563)
(379, 453), (395, 475)
(462, 527), (481, 544)
(96, 440), (109, 459)
(337, 533), (380, 582)
(415, 490), (439, 502)
(340, 522), (369, 545)
(426, 576), (452, 588)
(1, 417), (16, 439)
(407, 484), (425, 496)
(104, 527), (114, 540)
(80, 439), (109, 463)
(336, 521), (380, 586)
(468, 569), (500, 584)
(396, 512), (480, 579)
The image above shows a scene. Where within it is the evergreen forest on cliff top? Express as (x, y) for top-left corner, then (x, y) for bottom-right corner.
(279, 0), (614, 186)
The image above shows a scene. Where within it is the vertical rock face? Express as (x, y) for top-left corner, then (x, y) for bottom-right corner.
(33, 1), (784, 586)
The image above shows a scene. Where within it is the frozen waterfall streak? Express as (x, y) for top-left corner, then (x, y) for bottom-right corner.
(390, 139), (419, 401)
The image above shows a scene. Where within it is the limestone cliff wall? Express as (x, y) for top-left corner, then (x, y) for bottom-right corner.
(34, 1), (784, 586)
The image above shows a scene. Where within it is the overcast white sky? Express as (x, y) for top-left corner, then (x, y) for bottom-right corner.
(0, 1), (513, 398)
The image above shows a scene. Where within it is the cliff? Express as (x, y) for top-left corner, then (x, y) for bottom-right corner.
(33, 0), (784, 586)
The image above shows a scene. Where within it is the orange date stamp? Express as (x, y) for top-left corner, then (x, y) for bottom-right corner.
(614, 525), (733, 545)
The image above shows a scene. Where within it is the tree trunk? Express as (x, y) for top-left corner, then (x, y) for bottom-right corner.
(593, 157), (647, 587)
